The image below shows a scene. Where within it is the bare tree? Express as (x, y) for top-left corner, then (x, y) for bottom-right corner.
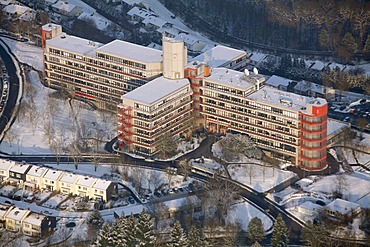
(50, 137), (64, 165)
(334, 173), (349, 199)
(91, 150), (102, 172)
(245, 164), (254, 185)
(5, 127), (19, 147)
(151, 171), (162, 191)
(356, 117), (368, 139)
(178, 159), (192, 181)
(43, 118), (55, 145)
(156, 132), (177, 159)
(130, 167), (144, 194)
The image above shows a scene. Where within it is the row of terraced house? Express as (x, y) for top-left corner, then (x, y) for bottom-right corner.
(0, 159), (117, 202)
(0, 204), (56, 237)
(41, 23), (350, 171)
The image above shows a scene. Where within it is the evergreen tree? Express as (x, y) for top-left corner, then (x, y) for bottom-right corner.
(136, 210), (156, 247)
(96, 222), (114, 247)
(188, 225), (204, 247)
(247, 217), (265, 244)
(168, 221), (188, 247)
(271, 214), (289, 247)
(88, 208), (104, 228)
(125, 214), (138, 246)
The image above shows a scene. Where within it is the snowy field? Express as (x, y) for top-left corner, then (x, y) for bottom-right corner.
(1, 37), (43, 71)
(303, 172), (370, 208)
(226, 201), (273, 232)
(0, 68), (117, 155)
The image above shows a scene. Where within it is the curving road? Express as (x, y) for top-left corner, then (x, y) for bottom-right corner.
(0, 38), (21, 140)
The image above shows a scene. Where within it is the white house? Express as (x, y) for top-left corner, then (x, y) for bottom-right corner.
(22, 213), (56, 237)
(42, 169), (63, 192)
(51, 0), (83, 17)
(58, 172), (79, 195)
(0, 159), (15, 182)
(91, 179), (117, 202)
(5, 208), (30, 232)
(75, 176), (96, 198)
(0, 204), (13, 228)
(25, 166), (48, 190)
(265, 75), (294, 91)
(325, 199), (361, 221)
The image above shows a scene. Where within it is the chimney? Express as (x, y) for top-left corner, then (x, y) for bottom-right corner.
(204, 64), (210, 77)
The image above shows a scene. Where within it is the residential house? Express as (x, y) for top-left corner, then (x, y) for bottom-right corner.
(5, 208), (30, 232)
(2, 4), (32, 20)
(0, 159), (15, 182)
(9, 162), (31, 185)
(294, 80), (336, 100)
(22, 213), (56, 237)
(265, 75), (295, 92)
(42, 169), (63, 192)
(58, 172), (79, 195)
(25, 166), (48, 190)
(113, 205), (144, 219)
(91, 179), (117, 202)
(0, 204), (13, 228)
(325, 199), (361, 221)
(75, 176), (96, 198)
(51, 0), (83, 17)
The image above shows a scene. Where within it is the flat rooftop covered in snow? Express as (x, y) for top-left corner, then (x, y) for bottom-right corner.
(23, 213), (45, 226)
(122, 76), (189, 105)
(96, 40), (163, 63)
(204, 67), (264, 90)
(76, 176), (96, 187)
(248, 86), (309, 112)
(43, 169), (63, 180)
(265, 75), (293, 88)
(93, 179), (112, 190)
(60, 172), (79, 184)
(7, 207), (29, 221)
(9, 163), (31, 174)
(0, 204), (12, 218)
(190, 45), (246, 68)
(326, 198), (360, 214)
(0, 159), (15, 171)
(46, 33), (103, 57)
(27, 166), (48, 178)
(327, 119), (349, 137)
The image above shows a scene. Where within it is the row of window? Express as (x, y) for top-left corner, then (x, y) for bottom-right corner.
(96, 52), (147, 70)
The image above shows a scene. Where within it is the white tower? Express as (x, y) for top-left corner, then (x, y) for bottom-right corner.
(162, 35), (187, 79)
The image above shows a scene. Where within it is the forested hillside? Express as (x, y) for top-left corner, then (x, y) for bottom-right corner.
(160, 0), (370, 62)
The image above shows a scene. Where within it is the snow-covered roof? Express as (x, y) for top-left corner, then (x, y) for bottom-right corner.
(76, 176), (96, 187)
(127, 6), (151, 18)
(191, 45), (246, 68)
(96, 40), (162, 63)
(122, 76), (189, 105)
(122, 0), (143, 6)
(295, 178), (313, 188)
(298, 201), (322, 211)
(113, 204), (145, 218)
(3, 4), (30, 15)
(59, 172), (79, 184)
(23, 213), (45, 226)
(52, 0), (79, 13)
(9, 163), (31, 174)
(203, 67), (263, 90)
(163, 195), (201, 210)
(19, 10), (35, 21)
(327, 119), (349, 137)
(92, 179), (112, 190)
(0, 0), (16, 6)
(6, 208), (29, 221)
(309, 60), (326, 71)
(45, 0), (58, 5)
(294, 80), (334, 95)
(0, 204), (12, 218)
(142, 16), (167, 28)
(249, 86), (309, 112)
(27, 166), (48, 178)
(327, 62), (346, 71)
(46, 33), (103, 57)
(249, 52), (267, 63)
(265, 75), (293, 88)
(326, 199), (360, 214)
(0, 159), (15, 171)
(147, 42), (162, 51)
(42, 23), (60, 32)
(43, 169), (63, 181)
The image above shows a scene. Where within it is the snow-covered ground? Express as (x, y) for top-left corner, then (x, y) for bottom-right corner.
(1, 37), (43, 71)
(227, 200), (273, 232)
(0, 66), (116, 155)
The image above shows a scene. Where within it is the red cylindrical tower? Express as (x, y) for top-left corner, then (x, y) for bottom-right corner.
(300, 99), (328, 171)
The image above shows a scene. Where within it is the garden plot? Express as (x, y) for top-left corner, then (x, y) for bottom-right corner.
(43, 194), (69, 209)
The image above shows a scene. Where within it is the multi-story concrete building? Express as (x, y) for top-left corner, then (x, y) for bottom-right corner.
(117, 37), (193, 155)
(185, 65), (328, 171)
(42, 23), (163, 111)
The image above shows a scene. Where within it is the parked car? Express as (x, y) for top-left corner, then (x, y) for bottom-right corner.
(154, 191), (162, 197)
(65, 221), (76, 228)
(43, 210), (52, 215)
